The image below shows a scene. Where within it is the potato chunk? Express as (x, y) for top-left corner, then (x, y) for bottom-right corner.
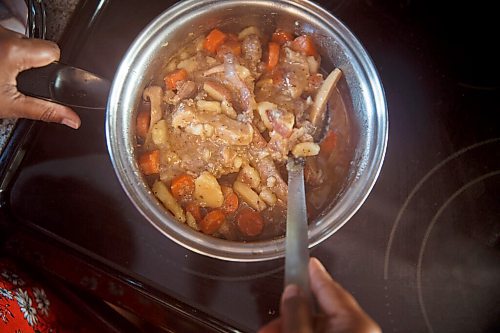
(152, 180), (186, 223)
(291, 142), (321, 157)
(237, 165), (261, 189)
(259, 187), (277, 206)
(151, 119), (168, 146)
(186, 212), (200, 231)
(233, 180), (266, 211)
(196, 100), (222, 114)
(194, 172), (224, 208)
(177, 56), (198, 72)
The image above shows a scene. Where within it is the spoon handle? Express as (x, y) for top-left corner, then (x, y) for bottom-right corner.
(285, 158), (310, 297)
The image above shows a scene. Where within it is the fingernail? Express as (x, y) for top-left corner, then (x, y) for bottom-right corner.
(45, 40), (60, 51)
(310, 257), (327, 273)
(61, 118), (80, 129)
(282, 284), (300, 301)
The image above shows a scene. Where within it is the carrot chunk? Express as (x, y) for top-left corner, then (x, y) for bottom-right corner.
(139, 150), (160, 175)
(164, 68), (188, 90)
(222, 192), (239, 214)
(170, 173), (195, 200)
(186, 201), (203, 222)
(200, 209), (226, 234)
(136, 110), (150, 139)
(267, 42), (280, 71)
(272, 29), (293, 45)
(236, 208), (264, 237)
(291, 35), (318, 56)
(204, 28), (227, 54)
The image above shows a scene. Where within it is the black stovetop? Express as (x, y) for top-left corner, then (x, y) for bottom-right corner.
(1, 0), (499, 332)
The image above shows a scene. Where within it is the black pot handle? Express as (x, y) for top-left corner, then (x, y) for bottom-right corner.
(17, 62), (111, 110)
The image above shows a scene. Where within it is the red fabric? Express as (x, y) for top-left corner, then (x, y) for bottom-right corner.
(0, 259), (96, 333)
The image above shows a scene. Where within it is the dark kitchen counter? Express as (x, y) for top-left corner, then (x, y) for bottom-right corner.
(44, 0), (79, 42)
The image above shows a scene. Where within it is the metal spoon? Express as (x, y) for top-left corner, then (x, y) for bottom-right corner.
(284, 68), (342, 327)
(285, 155), (311, 292)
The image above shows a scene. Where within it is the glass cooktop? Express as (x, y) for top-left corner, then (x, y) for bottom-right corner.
(2, 0), (499, 332)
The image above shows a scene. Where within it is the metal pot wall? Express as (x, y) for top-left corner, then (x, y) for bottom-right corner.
(106, 0), (388, 261)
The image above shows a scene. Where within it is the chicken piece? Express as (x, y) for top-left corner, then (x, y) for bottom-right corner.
(280, 48), (311, 98)
(267, 131), (289, 162)
(198, 113), (254, 145)
(241, 34), (262, 71)
(171, 102), (197, 129)
(171, 102), (254, 145)
(248, 130), (288, 204)
(203, 81), (232, 101)
(253, 156), (288, 203)
(222, 53), (256, 121)
(267, 108), (295, 138)
(256, 102), (294, 138)
(177, 80), (197, 100)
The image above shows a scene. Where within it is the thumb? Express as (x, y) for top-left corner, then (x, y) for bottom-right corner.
(309, 257), (360, 316)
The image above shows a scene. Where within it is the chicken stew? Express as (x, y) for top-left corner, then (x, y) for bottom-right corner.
(135, 26), (353, 241)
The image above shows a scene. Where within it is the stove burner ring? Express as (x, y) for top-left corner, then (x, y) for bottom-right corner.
(383, 137), (500, 332)
(416, 170), (500, 333)
(384, 137), (500, 278)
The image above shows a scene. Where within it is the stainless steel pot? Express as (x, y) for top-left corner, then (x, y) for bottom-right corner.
(106, 0), (388, 261)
